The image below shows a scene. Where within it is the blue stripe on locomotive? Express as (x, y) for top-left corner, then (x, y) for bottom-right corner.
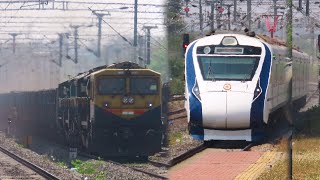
(250, 43), (272, 141)
(186, 42), (204, 140)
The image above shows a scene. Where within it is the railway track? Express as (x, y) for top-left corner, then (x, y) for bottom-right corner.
(0, 145), (60, 180)
(79, 152), (167, 179)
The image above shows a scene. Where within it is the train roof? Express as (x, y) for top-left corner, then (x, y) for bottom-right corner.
(195, 33), (309, 56)
(71, 61), (145, 80)
(63, 61), (159, 84)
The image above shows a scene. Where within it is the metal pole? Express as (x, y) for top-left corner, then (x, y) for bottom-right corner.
(210, 2), (214, 32)
(311, 17), (315, 58)
(97, 14), (103, 57)
(273, 0), (278, 17)
(134, 0), (138, 46)
(272, 0), (278, 38)
(227, 5), (232, 30)
(9, 33), (18, 54)
(58, 34), (63, 66)
(247, 0), (252, 30)
(143, 26), (157, 65)
(74, 26), (79, 64)
(233, 0), (237, 22)
(286, 0), (293, 179)
(216, 4), (220, 29)
(298, 0), (302, 10)
(65, 33), (69, 58)
(138, 35), (144, 66)
(286, 0), (293, 59)
(306, 0), (309, 16)
(199, 0), (203, 33)
(146, 28), (151, 65)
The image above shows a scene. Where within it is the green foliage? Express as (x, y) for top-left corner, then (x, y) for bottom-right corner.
(71, 159), (83, 169)
(149, 44), (169, 82)
(57, 161), (67, 168)
(169, 132), (184, 145)
(297, 106), (320, 136)
(170, 78), (185, 95)
(167, 0), (185, 33)
(169, 57), (184, 79)
(71, 159), (97, 175)
(94, 171), (107, 180)
(167, 32), (185, 95)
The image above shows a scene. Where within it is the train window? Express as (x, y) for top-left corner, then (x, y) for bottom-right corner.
(130, 77), (158, 95)
(98, 78), (125, 95)
(198, 56), (259, 81)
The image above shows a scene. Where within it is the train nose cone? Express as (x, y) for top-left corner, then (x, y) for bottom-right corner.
(201, 91), (253, 129)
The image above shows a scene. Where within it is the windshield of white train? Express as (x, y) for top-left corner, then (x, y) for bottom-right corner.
(197, 56), (260, 81)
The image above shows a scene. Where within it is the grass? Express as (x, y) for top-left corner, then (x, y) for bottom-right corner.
(56, 161), (67, 168)
(71, 159), (107, 179)
(258, 106), (320, 179)
(168, 131), (184, 146)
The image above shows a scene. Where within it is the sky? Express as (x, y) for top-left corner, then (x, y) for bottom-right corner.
(0, 0), (166, 44)
(0, 0), (167, 92)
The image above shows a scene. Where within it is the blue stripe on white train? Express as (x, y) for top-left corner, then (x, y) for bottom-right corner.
(185, 34), (275, 142)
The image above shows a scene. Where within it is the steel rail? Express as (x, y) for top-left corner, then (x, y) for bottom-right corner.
(167, 143), (208, 167)
(0, 145), (60, 180)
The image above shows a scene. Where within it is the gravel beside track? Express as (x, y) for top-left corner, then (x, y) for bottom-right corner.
(0, 133), (167, 180)
(0, 132), (81, 180)
(166, 100), (203, 162)
(0, 149), (46, 180)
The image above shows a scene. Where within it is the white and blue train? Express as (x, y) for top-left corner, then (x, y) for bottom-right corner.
(185, 33), (318, 141)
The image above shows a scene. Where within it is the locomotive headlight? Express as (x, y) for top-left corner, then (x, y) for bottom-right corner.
(105, 103), (109, 107)
(192, 80), (201, 101)
(147, 102), (153, 108)
(122, 96), (129, 104)
(128, 97), (134, 104)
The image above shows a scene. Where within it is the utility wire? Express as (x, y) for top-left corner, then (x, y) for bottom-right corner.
(88, 7), (133, 46)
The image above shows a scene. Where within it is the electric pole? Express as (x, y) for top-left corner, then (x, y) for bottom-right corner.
(199, 0), (203, 34)
(306, 0), (309, 16)
(273, 0), (278, 17)
(134, 0), (138, 46)
(310, 17), (315, 57)
(138, 35), (145, 66)
(233, 0), (237, 22)
(9, 33), (18, 53)
(92, 12), (110, 57)
(226, 4), (233, 30)
(298, 0), (302, 10)
(216, 2), (221, 29)
(143, 25), (157, 65)
(70, 25), (80, 64)
(210, 1), (214, 32)
(247, 0), (252, 30)
(58, 33), (63, 66)
(286, 0), (293, 179)
(133, 0), (138, 64)
(65, 33), (70, 59)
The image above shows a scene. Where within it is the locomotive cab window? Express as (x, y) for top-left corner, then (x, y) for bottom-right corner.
(130, 77), (158, 94)
(198, 56), (259, 81)
(98, 77), (125, 95)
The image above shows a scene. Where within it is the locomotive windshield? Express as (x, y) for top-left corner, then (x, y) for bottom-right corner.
(198, 56), (259, 81)
(98, 77), (125, 94)
(130, 77), (158, 94)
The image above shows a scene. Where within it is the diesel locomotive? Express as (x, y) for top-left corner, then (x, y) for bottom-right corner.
(0, 62), (166, 157)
